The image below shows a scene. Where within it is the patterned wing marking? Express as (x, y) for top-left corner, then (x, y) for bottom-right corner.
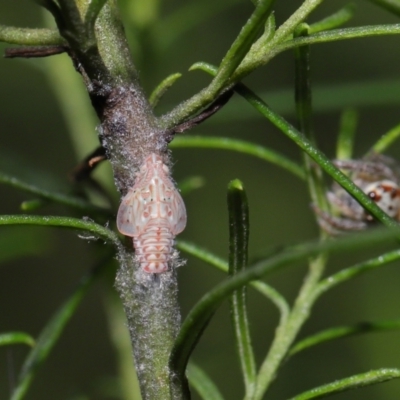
(169, 189), (186, 234)
(157, 176), (186, 234)
(117, 188), (153, 237)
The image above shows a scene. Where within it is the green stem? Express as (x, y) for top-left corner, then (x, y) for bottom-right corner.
(213, 0), (274, 90)
(254, 254), (327, 399)
(163, 7), (400, 131)
(187, 363), (225, 400)
(276, 23), (400, 53)
(165, 21), (400, 130)
(308, 3), (356, 34)
(267, 0), (324, 46)
(227, 180), (256, 399)
(176, 240), (290, 320)
(254, 25), (327, 399)
(289, 319), (400, 357)
(236, 23), (400, 81)
(84, 0), (109, 32)
(0, 214), (120, 246)
(336, 108), (358, 159)
(289, 369), (400, 399)
(235, 0), (325, 78)
(234, 84), (399, 228)
(294, 23), (327, 212)
(169, 226), (400, 396)
(190, 63), (392, 227)
(371, 121), (400, 154)
(0, 25), (64, 45)
(313, 248), (400, 299)
(170, 136), (305, 180)
(0, 333), (35, 348)
(294, 24), (313, 140)
(160, 0), (275, 127)
(150, 73), (183, 107)
(0, 171), (111, 216)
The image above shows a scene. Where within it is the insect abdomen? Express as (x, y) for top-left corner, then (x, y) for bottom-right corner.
(134, 220), (174, 273)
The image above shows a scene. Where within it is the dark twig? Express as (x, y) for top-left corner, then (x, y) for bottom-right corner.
(4, 45), (67, 58)
(70, 146), (107, 182)
(165, 89), (234, 142)
(69, 146), (114, 207)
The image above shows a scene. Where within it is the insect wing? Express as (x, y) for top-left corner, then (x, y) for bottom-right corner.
(169, 189), (187, 235)
(117, 190), (137, 236)
(117, 189), (151, 237)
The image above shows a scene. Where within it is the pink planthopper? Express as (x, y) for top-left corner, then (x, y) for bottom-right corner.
(116, 153), (187, 273)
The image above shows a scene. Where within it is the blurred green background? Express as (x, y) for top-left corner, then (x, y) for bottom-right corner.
(2, 0), (400, 399)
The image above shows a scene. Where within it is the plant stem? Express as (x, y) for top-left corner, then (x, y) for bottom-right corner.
(0, 25), (64, 45)
(252, 23), (330, 397)
(170, 227), (400, 397)
(40, 1), (185, 398)
(235, 0), (325, 78)
(235, 84), (399, 228)
(186, 363), (225, 400)
(227, 180), (256, 399)
(116, 250), (185, 399)
(0, 214), (120, 244)
(170, 136), (305, 180)
(336, 108), (358, 159)
(289, 368), (400, 399)
(289, 318), (400, 357)
(276, 23), (400, 54)
(176, 240), (290, 320)
(254, 254), (326, 399)
(371, 121), (400, 154)
(294, 23), (327, 212)
(0, 171), (110, 215)
(254, 26), (328, 397)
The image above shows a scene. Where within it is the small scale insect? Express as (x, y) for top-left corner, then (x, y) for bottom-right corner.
(117, 153), (187, 273)
(314, 154), (400, 235)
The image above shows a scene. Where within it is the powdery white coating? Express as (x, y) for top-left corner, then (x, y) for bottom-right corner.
(117, 153), (186, 273)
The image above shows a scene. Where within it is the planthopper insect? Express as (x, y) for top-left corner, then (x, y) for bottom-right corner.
(117, 153), (187, 273)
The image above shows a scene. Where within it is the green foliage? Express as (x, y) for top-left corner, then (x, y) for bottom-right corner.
(186, 363), (225, 400)
(0, 171), (111, 216)
(170, 136), (305, 180)
(289, 369), (400, 400)
(10, 255), (113, 400)
(2, 1), (400, 399)
(336, 108), (358, 160)
(0, 332), (35, 348)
